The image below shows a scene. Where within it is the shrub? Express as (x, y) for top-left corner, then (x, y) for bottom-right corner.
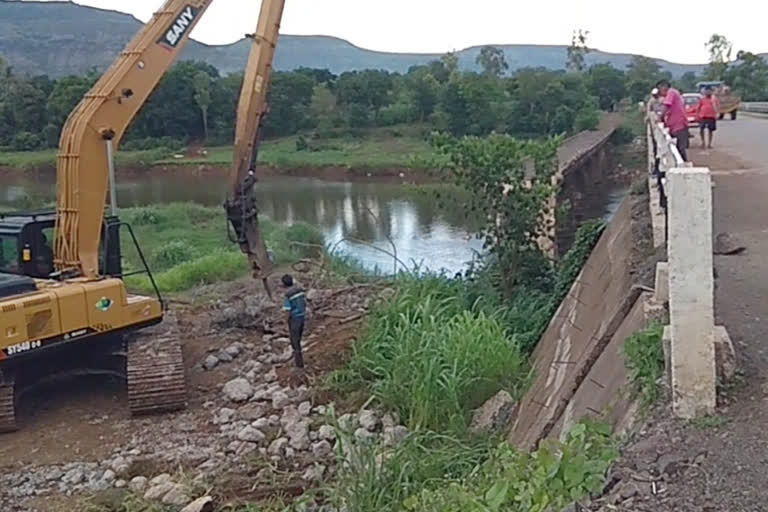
(150, 240), (199, 270)
(623, 322), (665, 407)
(342, 275), (525, 433)
(126, 250), (246, 294)
(124, 207), (168, 226)
(574, 108), (600, 131)
(404, 420), (618, 512)
(12, 132), (41, 151)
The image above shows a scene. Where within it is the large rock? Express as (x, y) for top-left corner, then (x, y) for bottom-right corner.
(181, 496), (214, 512)
(272, 390), (290, 409)
(268, 437), (289, 456)
(223, 378), (254, 402)
(162, 484), (190, 506)
(202, 355), (220, 371)
(144, 481), (176, 501)
(312, 440), (333, 458)
(286, 419), (311, 450)
(358, 410), (380, 431)
(715, 325), (737, 383)
(383, 425), (409, 446)
(469, 390), (518, 434)
(236, 425), (266, 443)
(318, 424), (336, 441)
(129, 476), (148, 493)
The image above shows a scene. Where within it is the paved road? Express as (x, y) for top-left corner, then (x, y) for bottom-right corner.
(650, 116), (768, 509)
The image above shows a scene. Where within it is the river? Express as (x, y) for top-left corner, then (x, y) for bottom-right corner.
(0, 173), (626, 274)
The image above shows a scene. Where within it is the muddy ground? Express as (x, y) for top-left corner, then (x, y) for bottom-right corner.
(0, 268), (386, 511)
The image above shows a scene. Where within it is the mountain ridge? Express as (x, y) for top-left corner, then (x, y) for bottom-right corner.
(1, 0), (711, 77)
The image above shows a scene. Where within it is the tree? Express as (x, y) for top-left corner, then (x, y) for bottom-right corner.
(704, 34), (733, 80)
(626, 55), (665, 102)
(193, 70), (212, 140)
(476, 46), (509, 77)
(567, 29), (590, 73)
(726, 51), (768, 101)
(335, 70), (393, 120)
(310, 83), (338, 131)
(407, 68), (440, 120)
(441, 52), (460, 77)
(678, 71), (699, 92)
(587, 63), (626, 110)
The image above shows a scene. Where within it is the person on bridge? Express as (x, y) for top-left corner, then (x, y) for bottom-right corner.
(696, 86), (719, 149)
(656, 79), (690, 161)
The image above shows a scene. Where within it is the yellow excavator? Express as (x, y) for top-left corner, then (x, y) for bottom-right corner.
(0, 0), (285, 431)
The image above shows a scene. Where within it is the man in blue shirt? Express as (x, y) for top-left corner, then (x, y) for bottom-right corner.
(281, 274), (306, 368)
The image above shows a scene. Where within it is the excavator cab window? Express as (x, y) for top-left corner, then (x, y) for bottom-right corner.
(0, 234), (21, 274)
(0, 213), (123, 279)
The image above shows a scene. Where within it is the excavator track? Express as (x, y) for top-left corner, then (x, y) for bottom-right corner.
(127, 337), (187, 416)
(0, 381), (17, 433)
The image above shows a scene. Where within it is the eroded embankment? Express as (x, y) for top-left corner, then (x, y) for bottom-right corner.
(509, 184), (664, 450)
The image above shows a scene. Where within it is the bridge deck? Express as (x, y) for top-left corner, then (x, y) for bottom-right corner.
(619, 116), (768, 510)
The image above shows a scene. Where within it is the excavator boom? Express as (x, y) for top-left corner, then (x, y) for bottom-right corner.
(225, 0), (286, 293)
(55, 0), (214, 277)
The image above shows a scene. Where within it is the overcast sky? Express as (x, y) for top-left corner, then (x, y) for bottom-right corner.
(75, 0), (768, 64)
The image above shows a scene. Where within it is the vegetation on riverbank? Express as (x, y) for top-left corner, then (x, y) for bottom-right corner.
(304, 132), (613, 511)
(0, 127), (438, 170)
(119, 203), (330, 294)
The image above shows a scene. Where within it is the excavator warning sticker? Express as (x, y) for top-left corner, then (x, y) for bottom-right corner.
(157, 5), (200, 50)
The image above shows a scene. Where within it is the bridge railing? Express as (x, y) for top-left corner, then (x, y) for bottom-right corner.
(741, 102), (768, 113)
(646, 114), (724, 419)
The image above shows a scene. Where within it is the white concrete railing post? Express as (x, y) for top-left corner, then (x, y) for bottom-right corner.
(645, 114), (728, 419)
(666, 167), (716, 417)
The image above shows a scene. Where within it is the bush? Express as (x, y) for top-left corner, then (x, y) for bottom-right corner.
(126, 250), (247, 294)
(376, 102), (418, 127)
(404, 420), (618, 512)
(11, 131), (41, 151)
(611, 125), (635, 145)
(122, 136), (186, 151)
(124, 207), (168, 226)
(574, 108), (600, 131)
(342, 275), (525, 433)
(623, 322), (665, 407)
(270, 222), (325, 262)
(150, 240), (199, 270)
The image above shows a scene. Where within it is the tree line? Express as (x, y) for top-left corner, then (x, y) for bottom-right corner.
(1, 36), (767, 153)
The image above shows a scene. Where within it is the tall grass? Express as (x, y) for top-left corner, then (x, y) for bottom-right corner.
(337, 274), (526, 434)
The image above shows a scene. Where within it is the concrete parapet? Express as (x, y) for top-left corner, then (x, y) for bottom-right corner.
(666, 167), (716, 418)
(654, 262), (668, 304)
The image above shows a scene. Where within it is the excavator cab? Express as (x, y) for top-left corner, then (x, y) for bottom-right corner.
(0, 210), (124, 280)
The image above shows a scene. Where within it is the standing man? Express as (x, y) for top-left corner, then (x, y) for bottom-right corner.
(647, 88), (664, 121)
(696, 86), (719, 149)
(656, 79), (690, 161)
(281, 274), (306, 369)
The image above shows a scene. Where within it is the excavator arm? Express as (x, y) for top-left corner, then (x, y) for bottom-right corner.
(225, 0), (286, 297)
(55, 0), (216, 278)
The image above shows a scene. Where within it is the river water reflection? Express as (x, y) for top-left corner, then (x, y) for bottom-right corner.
(0, 174), (485, 274)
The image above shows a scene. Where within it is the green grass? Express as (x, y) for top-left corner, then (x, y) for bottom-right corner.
(0, 128), (438, 170)
(333, 274), (527, 434)
(119, 203), (331, 294)
(623, 322), (666, 407)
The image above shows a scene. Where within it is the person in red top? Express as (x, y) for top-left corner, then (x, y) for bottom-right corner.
(656, 79), (690, 161)
(696, 86), (720, 149)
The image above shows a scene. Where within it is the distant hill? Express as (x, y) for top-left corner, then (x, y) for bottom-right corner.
(1, 0), (708, 77)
